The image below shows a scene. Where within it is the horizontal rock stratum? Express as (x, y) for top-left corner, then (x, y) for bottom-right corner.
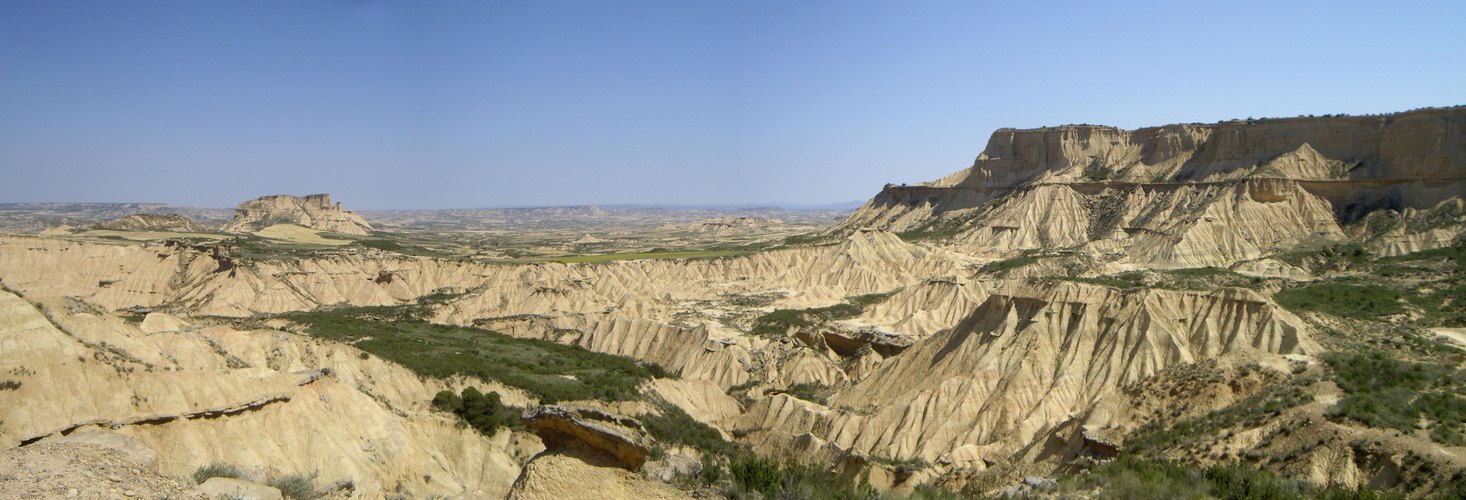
(222, 193), (373, 235)
(839, 106), (1466, 268)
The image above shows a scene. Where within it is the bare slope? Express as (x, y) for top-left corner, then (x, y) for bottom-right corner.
(840, 107), (1466, 268)
(222, 194), (374, 235)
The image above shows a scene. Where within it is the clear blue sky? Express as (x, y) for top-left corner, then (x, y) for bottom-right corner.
(2, 1), (1463, 209)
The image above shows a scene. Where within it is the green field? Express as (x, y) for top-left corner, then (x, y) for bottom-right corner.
(76, 230), (225, 241)
(253, 224), (351, 245)
(531, 249), (756, 263)
(277, 304), (671, 403)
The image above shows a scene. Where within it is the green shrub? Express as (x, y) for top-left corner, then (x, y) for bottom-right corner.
(786, 382), (835, 405)
(1205, 463), (1300, 499)
(978, 252), (1046, 277)
(1319, 350), (1466, 439)
(641, 405), (735, 456)
(1082, 158), (1114, 181)
(846, 289), (900, 308)
(193, 462), (242, 485)
(1275, 244), (1372, 273)
(280, 305), (667, 403)
(357, 239), (403, 251)
(265, 472), (320, 500)
(731, 455), (783, 497)
(698, 453), (723, 485)
(1275, 283), (1404, 319)
(1324, 352), (1466, 444)
(434, 387), (520, 436)
(751, 304), (861, 336)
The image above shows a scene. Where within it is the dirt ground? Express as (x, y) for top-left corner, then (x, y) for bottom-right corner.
(0, 443), (194, 500)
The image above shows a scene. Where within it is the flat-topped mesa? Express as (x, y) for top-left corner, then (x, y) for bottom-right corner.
(935, 106), (1465, 190)
(840, 107), (1466, 266)
(222, 194), (374, 235)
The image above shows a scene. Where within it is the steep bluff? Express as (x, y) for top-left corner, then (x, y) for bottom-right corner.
(222, 194), (374, 235)
(725, 281), (1318, 463)
(840, 107), (1466, 267)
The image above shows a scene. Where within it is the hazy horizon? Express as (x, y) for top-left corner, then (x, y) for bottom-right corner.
(4, 1), (1464, 210)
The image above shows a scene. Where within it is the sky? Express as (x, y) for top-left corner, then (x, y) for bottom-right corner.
(2, 1), (1463, 209)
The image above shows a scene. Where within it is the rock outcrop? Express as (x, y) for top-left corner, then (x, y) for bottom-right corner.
(839, 107), (1466, 268)
(222, 194), (373, 235)
(94, 213), (208, 233)
(0, 289), (523, 498)
(725, 281), (1317, 463)
(505, 453), (691, 500)
(521, 405), (652, 471)
(687, 216), (778, 233)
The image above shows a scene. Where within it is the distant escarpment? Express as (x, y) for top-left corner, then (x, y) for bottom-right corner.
(94, 213), (207, 233)
(839, 107), (1466, 267)
(686, 216), (778, 233)
(222, 194), (373, 235)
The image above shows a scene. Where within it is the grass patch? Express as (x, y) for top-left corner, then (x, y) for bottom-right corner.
(751, 304), (861, 336)
(1275, 243), (1373, 273)
(1324, 352), (1466, 444)
(253, 224), (350, 246)
(730, 455), (875, 500)
(1128, 375), (1317, 454)
(192, 462), (243, 484)
(535, 249), (755, 263)
(641, 404), (737, 456)
(1060, 456), (1401, 500)
(786, 382), (836, 405)
(846, 289), (901, 308)
(1058, 275), (1146, 289)
(1082, 158), (1114, 181)
(265, 472), (320, 500)
(279, 305), (670, 403)
(356, 239), (403, 251)
(978, 251), (1047, 277)
(1275, 283), (1404, 319)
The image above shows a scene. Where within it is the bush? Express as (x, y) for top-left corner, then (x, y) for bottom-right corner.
(1324, 352), (1466, 443)
(787, 382), (834, 405)
(1275, 283), (1404, 319)
(731, 455), (782, 497)
(1082, 158), (1114, 181)
(265, 472), (320, 500)
(751, 304), (861, 336)
(434, 387), (520, 436)
(641, 405), (735, 456)
(698, 453), (723, 485)
(978, 252), (1046, 277)
(357, 239), (403, 251)
(0, 380), (19, 391)
(280, 306), (664, 403)
(192, 462), (243, 484)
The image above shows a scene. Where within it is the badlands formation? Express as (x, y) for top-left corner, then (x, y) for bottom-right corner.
(222, 194), (375, 236)
(94, 213), (209, 233)
(0, 108), (1464, 498)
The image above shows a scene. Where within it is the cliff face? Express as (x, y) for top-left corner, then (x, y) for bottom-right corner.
(840, 107), (1466, 267)
(221, 194), (374, 235)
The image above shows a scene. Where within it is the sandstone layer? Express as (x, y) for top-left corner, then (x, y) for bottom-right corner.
(839, 107), (1466, 267)
(94, 213), (209, 233)
(222, 194), (373, 235)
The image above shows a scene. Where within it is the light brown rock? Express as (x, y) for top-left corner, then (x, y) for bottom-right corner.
(195, 477), (284, 500)
(222, 194), (373, 235)
(521, 405), (652, 471)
